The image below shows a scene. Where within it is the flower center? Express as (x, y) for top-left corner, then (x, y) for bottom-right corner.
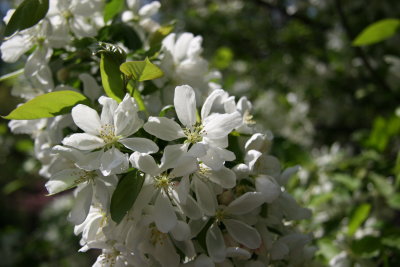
(154, 173), (170, 190)
(215, 208), (227, 222)
(184, 123), (204, 144)
(150, 224), (167, 245)
(62, 10), (73, 20)
(243, 110), (256, 125)
(74, 170), (97, 185)
(99, 124), (119, 144)
(196, 164), (211, 182)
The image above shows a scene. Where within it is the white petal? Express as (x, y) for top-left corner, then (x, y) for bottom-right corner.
(45, 169), (79, 194)
(179, 195), (202, 220)
(176, 175), (190, 204)
(174, 33), (194, 61)
(169, 156), (198, 178)
(144, 116), (185, 141)
(99, 96), (118, 126)
(68, 185), (93, 225)
(225, 247), (251, 259)
(138, 1), (161, 17)
(194, 178), (216, 216)
(71, 104), (102, 135)
(245, 133), (271, 153)
(201, 89), (228, 120)
(270, 240), (289, 260)
(154, 237), (180, 267)
(129, 152), (160, 176)
(154, 192), (177, 233)
(80, 73), (102, 102)
(99, 147), (129, 176)
(1, 34), (33, 62)
(280, 192), (312, 220)
(209, 166), (236, 189)
(206, 223), (226, 263)
(62, 133), (105, 150)
(114, 94), (143, 136)
(170, 220), (191, 241)
(226, 192), (265, 215)
(279, 165), (300, 186)
(255, 175), (281, 203)
(223, 219), (261, 249)
(203, 112), (242, 139)
(194, 254), (215, 267)
(174, 85), (197, 127)
(160, 144), (187, 171)
(119, 137), (158, 154)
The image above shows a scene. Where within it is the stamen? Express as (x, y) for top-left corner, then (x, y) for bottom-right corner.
(74, 170), (97, 185)
(99, 124), (119, 144)
(183, 123), (204, 144)
(150, 224), (167, 245)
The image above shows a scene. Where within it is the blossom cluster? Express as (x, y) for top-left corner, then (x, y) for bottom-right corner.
(2, 0), (315, 266)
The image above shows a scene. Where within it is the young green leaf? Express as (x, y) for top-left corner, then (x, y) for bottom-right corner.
(103, 0), (125, 23)
(0, 69), (24, 82)
(4, 0), (49, 37)
(110, 169), (145, 223)
(120, 58), (164, 82)
(3, 90), (90, 120)
(353, 18), (400, 46)
(347, 203), (371, 236)
(100, 53), (125, 102)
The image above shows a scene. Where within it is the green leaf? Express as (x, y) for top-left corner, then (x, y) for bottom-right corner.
(97, 23), (142, 51)
(3, 91), (89, 120)
(159, 105), (174, 117)
(212, 47), (234, 70)
(353, 19), (400, 46)
(0, 69), (24, 82)
(351, 236), (381, 258)
(120, 58), (164, 82)
(100, 53), (125, 102)
(4, 0), (49, 37)
(149, 23), (175, 50)
(103, 0), (125, 23)
(110, 169), (145, 223)
(347, 203), (371, 236)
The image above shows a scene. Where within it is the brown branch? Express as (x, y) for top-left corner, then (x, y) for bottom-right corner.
(334, 0), (392, 92)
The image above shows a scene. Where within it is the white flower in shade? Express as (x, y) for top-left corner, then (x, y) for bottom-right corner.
(176, 162), (236, 217)
(144, 85), (242, 170)
(129, 144), (199, 233)
(62, 94), (158, 176)
(44, 145), (118, 225)
(204, 192), (265, 263)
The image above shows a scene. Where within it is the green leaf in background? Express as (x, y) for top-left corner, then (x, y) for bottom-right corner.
(120, 58), (164, 82)
(352, 19), (400, 46)
(4, 0), (49, 37)
(100, 53), (125, 102)
(347, 203), (371, 236)
(351, 236), (381, 258)
(212, 47), (234, 70)
(103, 0), (125, 23)
(3, 91), (89, 120)
(149, 23), (174, 50)
(110, 169), (144, 223)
